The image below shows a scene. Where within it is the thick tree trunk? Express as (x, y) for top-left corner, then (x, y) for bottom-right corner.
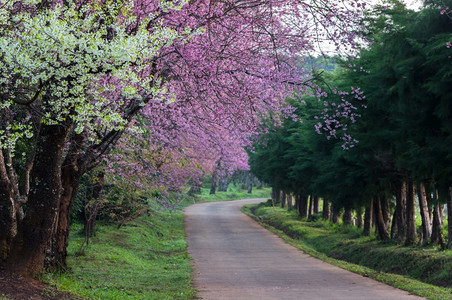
(8, 123), (69, 276)
(45, 132), (93, 271)
(313, 196), (320, 214)
(418, 182), (432, 245)
(374, 197), (389, 240)
(322, 197), (330, 220)
(405, 180), (417, 245)
(298, 195), (308, 218)
(363, 199), (373, 236)
(391, 180), (407, 241)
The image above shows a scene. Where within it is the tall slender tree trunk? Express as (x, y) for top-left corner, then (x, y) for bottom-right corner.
(271, 188), (276, 202)
(418, 182), (432, 245)
(363, 198), (373, 236)
(381, 196), (391, 230)
(281, 191), (286, 208)
(447, 188), (452, 249)
(431, 203), (445, 247)
(391, 180), (407, 241)
(405, 180), (417, 245)
(374, 197), (389, 240)
(356, 207), (364, 228)
(287, 193), (293, 209)
(322, 197), (330, 220)
(313, 196), (320, 214)
(8, 123), (70, 275)
(308, 195), (313, 218)
(276, 189), (281, 203)
(331, 205), (341, 224)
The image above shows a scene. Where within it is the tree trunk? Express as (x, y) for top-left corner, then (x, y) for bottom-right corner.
(342, 208), (354, 226)
(363, 199), (373, 236)
(8, 123), (69, 276)
(0, 148), (18, 263)
(257, 181), (263, 189)
(431, 204), (445, 247)
(418, 182), (432, 245)
(272, 188), (281, 204)
(331, 205), (341, 224)
(391, 180), (407, 241)
(281, 191), (286, 208)
(294, 193), (299, 211)
(188, 181), (202, 195)
(322, 197), (330, 220)
(217, 175), (230, 192)
(287, 193), (293, 210)
(313, 196), (320, 214)
(381, 196), (391, 230)
(45, 168), (82, 271)
(374, 197), (389, 240)
(356, 207), (364, 228)
(247, 183), (253, 194)
(447, 188), (452, 249)
(210, 172), (217, 195)
(308, 195), (313, 218)
(405, 180), (417, 245)
(298, 195), (308, 218)
(83, 171), (105, 243)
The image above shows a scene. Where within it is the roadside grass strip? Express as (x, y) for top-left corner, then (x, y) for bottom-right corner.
(242, 202), (452, 300)
(193, 186), (271, 203)
(43, 212), (195, 300)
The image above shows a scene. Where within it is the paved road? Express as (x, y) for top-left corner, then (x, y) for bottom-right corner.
(184, 198), (424, 300)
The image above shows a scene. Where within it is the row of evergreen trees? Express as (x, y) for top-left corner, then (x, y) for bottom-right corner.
(248, 1), (452, 247)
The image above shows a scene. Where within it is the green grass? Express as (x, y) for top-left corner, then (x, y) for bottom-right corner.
(193, 185), (271, 203)
(43, 211), (195, 300)
(243, 201), (452, 300)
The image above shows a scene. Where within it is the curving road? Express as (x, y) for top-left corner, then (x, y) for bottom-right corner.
(184, 198), (424, 300)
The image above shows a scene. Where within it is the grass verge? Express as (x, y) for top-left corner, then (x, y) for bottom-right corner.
(242, 201), (452, 300)
(192, 186), (271, 203)
(42, 211), (195, 300)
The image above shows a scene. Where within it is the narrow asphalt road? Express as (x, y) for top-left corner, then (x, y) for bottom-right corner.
(184, 198), (424, 300)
